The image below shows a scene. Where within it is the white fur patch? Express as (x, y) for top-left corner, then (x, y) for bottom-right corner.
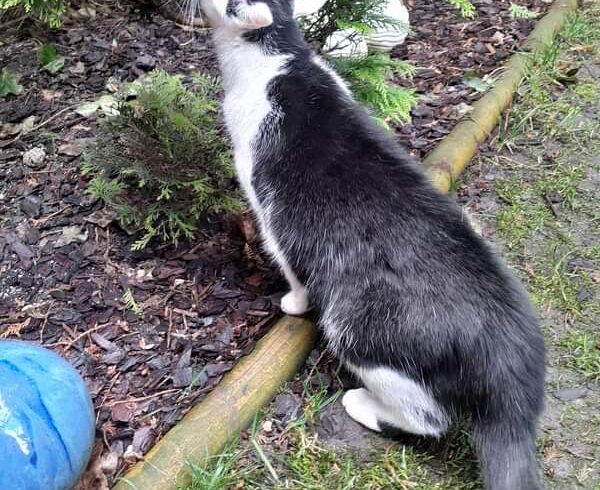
(281, 290), (309, 315)
(212, 32), (306, 302)
(342, 387), (383, 431)
(201, 0), (273, 31)
(215, 34), (288, 212)
(235, 1), (273, 30)
(344, 363), (448, 436)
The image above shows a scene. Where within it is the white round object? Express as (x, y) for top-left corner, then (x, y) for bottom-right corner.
(293, 0), (328, 18)
(365, 0), (410, 53)
(323, 29), (369, 59)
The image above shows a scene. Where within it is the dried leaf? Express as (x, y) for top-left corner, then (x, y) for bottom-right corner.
(54, 225), (88, 248)
(75, 101), (100, 117)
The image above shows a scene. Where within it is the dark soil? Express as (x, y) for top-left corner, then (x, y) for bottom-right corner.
(0, 0), (549, 485)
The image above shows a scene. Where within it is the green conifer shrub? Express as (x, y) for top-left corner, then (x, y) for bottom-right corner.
(82, 70), (242, 250)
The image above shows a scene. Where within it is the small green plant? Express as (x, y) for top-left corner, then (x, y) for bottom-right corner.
(301, 0), (407, 47)
(186, 442), (255, 490)
(37, 43), (65, 74)
(448, 0), (476, 19)
(561, 10), (600, 46)
(330, 53), (418, 126)
(560, 332), (600, 381)
(122, 289), (143, 315)
(508, 3), (538, 20)
(0, 0), (65, 26)
(0, 68), (23, 99)
(84, 70), (242, 250)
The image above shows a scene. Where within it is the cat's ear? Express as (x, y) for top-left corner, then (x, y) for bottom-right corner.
(235, 1), (273, 30)
(293, 0), (327, 18)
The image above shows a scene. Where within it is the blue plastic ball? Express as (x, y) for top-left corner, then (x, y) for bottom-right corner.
(0, 340), (95, 490)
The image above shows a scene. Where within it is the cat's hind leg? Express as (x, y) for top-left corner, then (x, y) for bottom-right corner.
(261, 229), (309, 315)
(342, 365), (449, 437)
(279, 262), (309, 316)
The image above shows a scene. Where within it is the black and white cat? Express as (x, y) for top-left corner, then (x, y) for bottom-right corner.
(199, 1), (545, 489)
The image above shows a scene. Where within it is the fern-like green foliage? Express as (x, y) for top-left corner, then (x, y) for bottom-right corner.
(302, 0), (407, 47)
(0, 0), (65, 26)
(84, 70), (242, 249)
(330, 54), (418, 127)
(508, 3), (538, 20)
(448, 0), (476, 19)
(122, 289), (143, 315)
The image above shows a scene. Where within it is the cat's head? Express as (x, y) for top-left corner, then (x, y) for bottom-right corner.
(200, 0), (313, 32)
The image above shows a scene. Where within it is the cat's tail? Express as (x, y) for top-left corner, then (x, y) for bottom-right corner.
(473, 416), (542, 490)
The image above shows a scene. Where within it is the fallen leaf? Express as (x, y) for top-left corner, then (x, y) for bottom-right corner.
(72, 442), (110, 490)
(524, 262), (535, 277)
(84, 208), (117, 228)
(236, 211), (257, 244)
(543, 443), (561, 461)
(40, 89), (62, 101)
(58, 141), (83, 156)
(69, 61), (86, 75)
(43, 57), (65, 75)
(0, 68), (23, 99)
(464, 70), (494, 93)
(98, 94), (119, 116)
(75, 101), (100, 117)
(54, 225), (88, 247)
(78, 5), (96, 17)
(4, 115), (36, 136)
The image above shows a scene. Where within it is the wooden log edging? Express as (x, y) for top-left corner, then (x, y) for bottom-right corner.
(112, 1), (577, 488)
(423, 0), (578, 191)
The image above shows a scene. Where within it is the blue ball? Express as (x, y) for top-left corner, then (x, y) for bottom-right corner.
(0, 340), (95, 490)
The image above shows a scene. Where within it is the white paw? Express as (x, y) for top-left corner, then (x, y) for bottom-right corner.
(342, 388), (382, 432)
(280, 290), (309, 316)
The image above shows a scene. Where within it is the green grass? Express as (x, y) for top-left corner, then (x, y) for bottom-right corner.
(561, 8), (600, 46)
(495, 175), (553, 250)
(560, 331), (600, 382)
(183, 384), (481, 490)
(573, 81), (598, 101)
(185, 431), (480, 489)
(498, 8), (600, 148)
(184, 442), (255, 490)
(490, 3), (600, 320)
(494, 157), (596, 317)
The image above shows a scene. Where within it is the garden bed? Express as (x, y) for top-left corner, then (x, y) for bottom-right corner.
(0, 0), (549, 485)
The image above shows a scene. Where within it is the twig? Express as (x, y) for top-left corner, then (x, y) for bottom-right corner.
(32, 105), (77, 133)
(166, 306), (174, 349)
(105, 389), (180, 407)
(305, 348), (328, 386)
(0, 14), (28, 29)
(1, 105), (77, 147)
(62, 323), (107, 351)
(39, 300), (55, 343)
(97, 372), (122, 424)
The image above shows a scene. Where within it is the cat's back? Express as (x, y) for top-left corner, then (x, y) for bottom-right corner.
(262, 56), (428, 198)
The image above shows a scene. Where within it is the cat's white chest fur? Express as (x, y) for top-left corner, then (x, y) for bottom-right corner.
(216, 35), (290, 210)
